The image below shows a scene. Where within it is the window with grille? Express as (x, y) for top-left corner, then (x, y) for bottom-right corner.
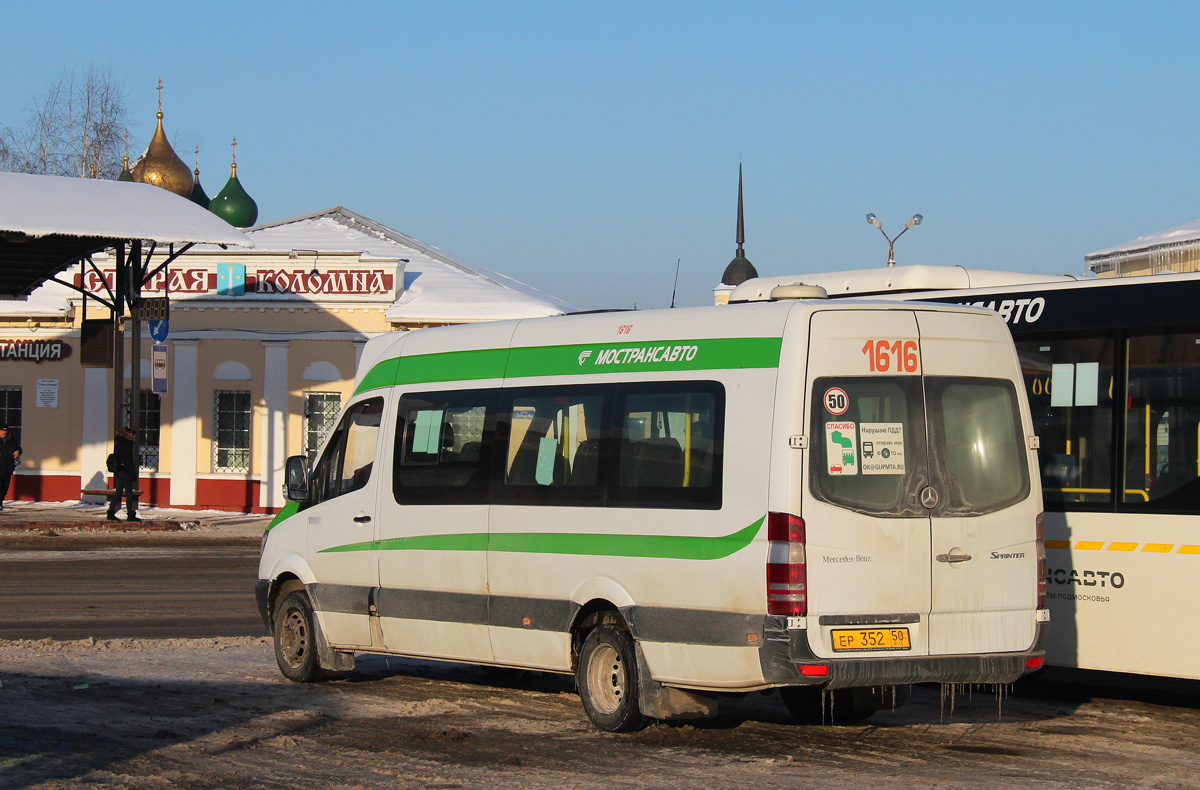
(304, 392), (342, 465)
(0, 387), (20, 440)
(213, 390), (252, 473)
(122, 390), (162, 472)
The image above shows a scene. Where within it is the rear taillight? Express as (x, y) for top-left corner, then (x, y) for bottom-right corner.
(767, 512), (807, 616)
(1035, 512), (1047, 609)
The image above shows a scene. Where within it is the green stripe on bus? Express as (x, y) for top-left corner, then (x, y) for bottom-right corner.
(355, 337), (782, 395)
(268, 501), (299, 530)
(356, 348), (509, 394)
(504, 337), (782, 378)
(318, 516), (765, 560)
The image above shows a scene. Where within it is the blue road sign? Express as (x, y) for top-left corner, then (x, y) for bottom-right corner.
(149, 320), (169, 343)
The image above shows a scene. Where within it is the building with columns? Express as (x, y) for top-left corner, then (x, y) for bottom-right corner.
(0, 206), (572, 512)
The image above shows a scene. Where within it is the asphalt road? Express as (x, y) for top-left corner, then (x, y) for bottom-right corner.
(0, 537), (265, 639)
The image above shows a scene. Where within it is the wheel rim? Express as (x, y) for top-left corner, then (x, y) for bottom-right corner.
(585, 642), (625, 715)
(279, 607), (309, 668)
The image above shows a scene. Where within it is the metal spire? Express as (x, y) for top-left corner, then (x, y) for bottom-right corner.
(736, 163), (745, 254)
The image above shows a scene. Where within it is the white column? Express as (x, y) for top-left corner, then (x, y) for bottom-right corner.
(80, 367), (111, 500)
(353, 337), (367, 369)
(261, 340), (289, 511)
(169, 340), (199, 506)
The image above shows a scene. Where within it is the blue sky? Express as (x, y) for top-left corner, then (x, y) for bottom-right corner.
(2, 2), (1197, 310)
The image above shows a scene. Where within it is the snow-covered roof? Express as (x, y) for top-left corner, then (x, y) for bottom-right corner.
(1086, 217), (1200, 261)
(0, 171), (251, 247)
(0, 171), (252, 299)
(728, 264), (1074, 302)
(240, 207), (576, 323)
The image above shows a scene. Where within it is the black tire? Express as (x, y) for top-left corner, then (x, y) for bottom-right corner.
(273, 589), (322, 683)
(780, 684), (910, 724)
(577, 625), (648, 732)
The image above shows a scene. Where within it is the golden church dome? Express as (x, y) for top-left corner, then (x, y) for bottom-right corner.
(130, 81), (193, 197)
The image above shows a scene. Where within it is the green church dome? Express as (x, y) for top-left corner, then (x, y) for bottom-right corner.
(189, 147), (210, 207)
(209, 139), (258, 227)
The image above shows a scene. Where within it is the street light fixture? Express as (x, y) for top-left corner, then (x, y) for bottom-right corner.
(865, 213), (923, 267)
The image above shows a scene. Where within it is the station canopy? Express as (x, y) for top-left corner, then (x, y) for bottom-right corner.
(0, 171), (252, 299)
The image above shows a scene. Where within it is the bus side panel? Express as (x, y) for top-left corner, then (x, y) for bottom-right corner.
(1046, 511), (1200, 678)
(486, 369), (775, 685)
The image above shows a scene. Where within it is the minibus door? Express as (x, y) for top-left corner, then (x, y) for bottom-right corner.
(803, 310), (933, 660)
(304, 396), (387, 648)
(915, 310), (1038, 656)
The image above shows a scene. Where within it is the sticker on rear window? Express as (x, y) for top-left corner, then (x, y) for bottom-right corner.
(825, 422), (857, 475)
(824, 387), (849, 415)
(860, 423), (905, 475)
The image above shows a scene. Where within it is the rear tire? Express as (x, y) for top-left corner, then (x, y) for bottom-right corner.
(273, 589), (322, 683)
(577, 625), (648, 732)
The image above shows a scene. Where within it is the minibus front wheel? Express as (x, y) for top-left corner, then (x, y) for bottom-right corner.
(273, 589), (322, 683)
(577, 625), (649, 732)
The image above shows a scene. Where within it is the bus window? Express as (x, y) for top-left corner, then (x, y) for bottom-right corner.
(394, 391), (494, 503)
(611, 383), (723, 508)
(809, 377), (929, 517)
(926, 377), (1029, 514)
(506, 393), (604, 488)
(1015, 336), (1115, 507)
(312, 397), (384, 505)
(1123, 331), (1200, 510)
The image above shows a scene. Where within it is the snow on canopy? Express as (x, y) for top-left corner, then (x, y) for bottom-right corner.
(239, 207), (576, 323)
(0, 171), (251, 246)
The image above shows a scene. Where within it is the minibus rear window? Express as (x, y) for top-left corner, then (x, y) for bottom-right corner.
(809, 376), (1029, 518)
(926, 377), (1029, 514)
(809, 377), (930, 517)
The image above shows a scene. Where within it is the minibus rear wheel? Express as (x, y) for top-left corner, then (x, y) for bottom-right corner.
(274, 589), (321, 683)
(577, 626), (648, 732)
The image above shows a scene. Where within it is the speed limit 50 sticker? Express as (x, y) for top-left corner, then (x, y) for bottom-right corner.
(824, 387), (849, 415)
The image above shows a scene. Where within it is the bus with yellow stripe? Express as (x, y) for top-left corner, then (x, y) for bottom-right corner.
(733, 266), (1200, 680)
(257, 291), (1048, 730)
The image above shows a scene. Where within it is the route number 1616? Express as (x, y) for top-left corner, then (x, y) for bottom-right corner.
(862, 339), (919, 373)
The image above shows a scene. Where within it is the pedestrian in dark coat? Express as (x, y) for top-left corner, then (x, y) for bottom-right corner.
(108, 428), (140, 522)
(0, 424), (21, 509)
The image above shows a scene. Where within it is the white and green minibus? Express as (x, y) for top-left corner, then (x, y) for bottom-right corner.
(257, 290), (1049, 731)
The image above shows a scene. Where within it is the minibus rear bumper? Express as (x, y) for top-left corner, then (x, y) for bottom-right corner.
(760, 617), (1049, 688)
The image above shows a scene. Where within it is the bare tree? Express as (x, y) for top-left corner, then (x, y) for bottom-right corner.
(1, 65), (130, 179)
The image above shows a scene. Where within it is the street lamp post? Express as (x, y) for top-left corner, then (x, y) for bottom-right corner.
(866, 213), (923, 267)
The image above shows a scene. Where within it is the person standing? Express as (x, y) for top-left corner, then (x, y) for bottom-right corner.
(108, 427), (141, 522)
(0, 424), (21, 510)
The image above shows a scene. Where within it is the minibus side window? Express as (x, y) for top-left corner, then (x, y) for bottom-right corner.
(809, 377), (928, 517)
(497, 387), (608, 506)
(310, 397), (384, 505)
(610, 383), (723, 509)
(506, 394), (604, 487)
(394, 391), (494, 504)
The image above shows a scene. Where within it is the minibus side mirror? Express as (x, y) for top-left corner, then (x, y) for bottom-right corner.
(284, 455), (311, 503)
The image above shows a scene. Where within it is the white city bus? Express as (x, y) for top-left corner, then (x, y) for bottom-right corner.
(257, 291), (1048, 731)
(733, 266), (1200, 680)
